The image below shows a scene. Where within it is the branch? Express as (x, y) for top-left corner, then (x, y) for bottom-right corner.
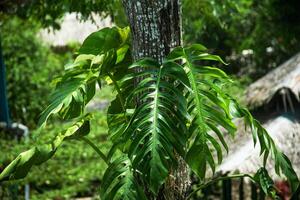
(107, 73), (128, 122)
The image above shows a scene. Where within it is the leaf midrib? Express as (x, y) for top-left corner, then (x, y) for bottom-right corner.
(183, 50), (206, 134)
(151, 66), (163, 156)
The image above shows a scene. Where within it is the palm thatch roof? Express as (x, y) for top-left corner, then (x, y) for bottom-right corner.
(218, 116), (300, 178)
(245, 52), (300, 109)
(217, 53), (300, 178)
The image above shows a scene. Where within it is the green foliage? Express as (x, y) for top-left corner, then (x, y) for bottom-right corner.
(1, 17), (69, 128)
(183, 0), (300, 78)
(38, 26), (131, 128)
(100, 156), (147, 200)
(183, 0), (245, 47)
(0, 0), (119, 29)
(0, 110), (110, 199)
(254, 168), (278, 199)
(0, 27), (298, 200)
(122, 59), (189, 193)
(0, 118), (90, 181)
(240, 0), (300, 77)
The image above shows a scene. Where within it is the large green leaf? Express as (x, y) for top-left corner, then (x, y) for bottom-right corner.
(253, 168), (278, 198)
(79, 27), (130, 55)
(38, 54), (98, 127)
(100, 156), (147, 200)
(39, 27), (132, 127)
(116, 59), (188, 194)
(0, 118), (90, 182)
(168, 45), (233, 178)
(167, 44), (299, 192)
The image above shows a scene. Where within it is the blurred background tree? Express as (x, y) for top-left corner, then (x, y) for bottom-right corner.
(0, 0), (122, 127)
(0, 17), (114, 197)
(0, 0), (122, 28)
(183, 0), (300, 78)
(1, 0), (299, 78)
(1, 17), (68, 128)
(0, 1), (117, 199)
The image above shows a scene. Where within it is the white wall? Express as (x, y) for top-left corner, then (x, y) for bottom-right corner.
(39, 13), (112, 46)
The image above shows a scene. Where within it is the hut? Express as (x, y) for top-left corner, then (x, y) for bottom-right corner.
(216, 53), (300, 198)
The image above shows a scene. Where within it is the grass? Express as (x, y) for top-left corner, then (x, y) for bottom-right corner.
(0, 84), (116, 200)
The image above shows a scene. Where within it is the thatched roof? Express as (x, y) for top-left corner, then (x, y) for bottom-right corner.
(245, 52), (300, 108)
(218, 115), (300, 178)
(217, 53), (300, 178)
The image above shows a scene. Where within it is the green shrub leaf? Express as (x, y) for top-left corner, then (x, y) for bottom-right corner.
(167, 44), (299, 192)
(0, 118), (90, 182)
(100, 156), (147, 200)
(254, 168), (278, 198)
(167, 45), (234, 178)
(116, 59), (188, 194)
(79, 27), (130, 55)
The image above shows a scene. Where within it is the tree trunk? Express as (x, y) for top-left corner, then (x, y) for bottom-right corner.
(122, 0), (190, 199)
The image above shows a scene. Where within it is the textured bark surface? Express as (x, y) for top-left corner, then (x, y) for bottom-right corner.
(122, 0), (190, 199)
(122, 0), (182, 63)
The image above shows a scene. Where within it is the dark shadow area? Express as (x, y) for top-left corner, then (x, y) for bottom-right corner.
(250, 87), (300, 123)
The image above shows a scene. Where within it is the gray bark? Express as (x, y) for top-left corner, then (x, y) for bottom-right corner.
(122, 0), (182, 63)
(122, 0), (190, 199)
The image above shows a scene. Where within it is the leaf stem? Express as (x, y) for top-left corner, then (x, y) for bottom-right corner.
(108, 73), (128, 121)
(81, 137), (109, 165)
(187, 173), (255, 199)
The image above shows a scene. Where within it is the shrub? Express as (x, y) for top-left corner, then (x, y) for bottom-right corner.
(1, 17), (66, 128)
(0, 110), (110, 200)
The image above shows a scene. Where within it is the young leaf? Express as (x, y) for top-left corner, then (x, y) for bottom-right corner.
(0, 119), (90, 182)
(79, 27), (130, 55)
(254, 168), (278, 198)
(38, 76), (96, 127)
(100, 156), (147, 200)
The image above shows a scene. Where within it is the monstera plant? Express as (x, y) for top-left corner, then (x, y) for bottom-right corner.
(0, 27), (298, 199)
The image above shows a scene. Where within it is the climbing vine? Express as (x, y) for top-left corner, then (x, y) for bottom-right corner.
(0, 27), (298, 199)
